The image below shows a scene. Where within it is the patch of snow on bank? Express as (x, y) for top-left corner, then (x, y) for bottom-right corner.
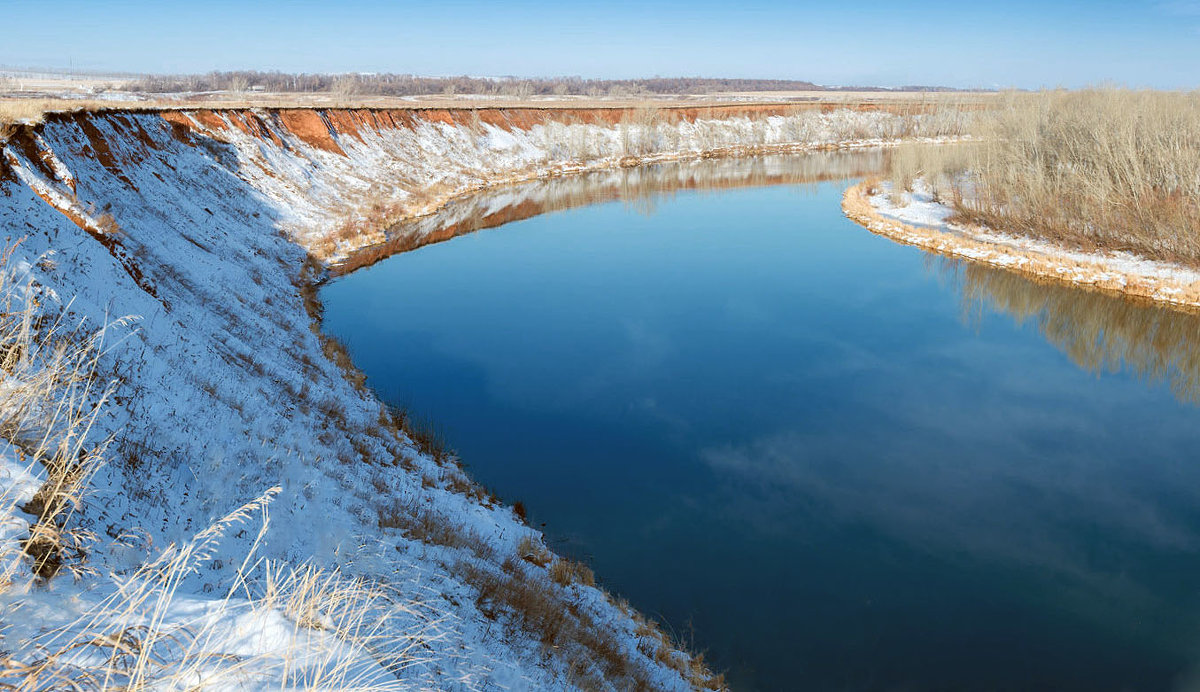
(868, 180), (954, 227)
(868, 181), (1200, 288)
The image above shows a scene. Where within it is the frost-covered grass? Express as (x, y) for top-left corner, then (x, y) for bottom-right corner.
(2, 487), (459, 690)
(0, 241), (115, 583)
(887, 88), (1200, 264)
(0, 244), (466, 690)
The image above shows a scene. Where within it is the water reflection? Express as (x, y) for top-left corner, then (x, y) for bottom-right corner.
(321, 163), (1200, 690)
(939, 256), (1200, 403)
(334, 148), (888, 275)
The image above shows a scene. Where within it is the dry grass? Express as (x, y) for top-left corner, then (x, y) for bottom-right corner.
(0, 241), (118, 581)
(0, 243), (457, 689)
(458, 557), (638, 688)
(0, 100), (65, 129)
(890, 88), (1200, 264)
(548, 557), (595, 588)
(312, 184), (408, 260)
(379, 505), (494, 561)
(1, 489), (457, 690)
(459, 547), (726, 690)
(515, 535), (552, 568)
(379, 403), (453, 465)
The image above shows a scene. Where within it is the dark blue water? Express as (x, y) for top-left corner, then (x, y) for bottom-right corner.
(321, 154), (1200, 691)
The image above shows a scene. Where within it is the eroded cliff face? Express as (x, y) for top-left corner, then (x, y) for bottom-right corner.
(153, 103), (947, 263)
(0, 105), (941, 689)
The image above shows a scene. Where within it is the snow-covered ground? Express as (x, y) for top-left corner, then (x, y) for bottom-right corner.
(847, 181), (1200, 309)
(0, 106), (954, 689)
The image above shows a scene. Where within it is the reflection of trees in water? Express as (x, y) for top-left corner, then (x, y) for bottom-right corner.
(336, 149), (887, 274)
(939, 256), (1200, 403)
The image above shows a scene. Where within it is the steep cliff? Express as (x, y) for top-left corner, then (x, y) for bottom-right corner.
(0, 105), (952, 689)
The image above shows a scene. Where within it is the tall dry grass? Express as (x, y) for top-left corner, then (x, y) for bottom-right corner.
(0, 243), (460, 689)
(890, 89), (1200, 264)
(0, 242), (118, 582)
(1, 488), (457, 690)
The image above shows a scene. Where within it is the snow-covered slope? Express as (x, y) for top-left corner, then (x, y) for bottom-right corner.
(0, 105), (953, 689)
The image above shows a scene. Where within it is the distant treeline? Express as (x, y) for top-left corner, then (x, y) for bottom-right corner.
(130, 71), (962, 96)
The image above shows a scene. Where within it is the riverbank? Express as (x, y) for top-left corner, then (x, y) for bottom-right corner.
(843, 180), (1200, 311)
(0, 105), (959, 688)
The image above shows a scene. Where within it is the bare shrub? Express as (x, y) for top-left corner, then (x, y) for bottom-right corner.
(226, 75), (250, 93)
(548, 558), (595, 588)
(331, 75), (361, 97)
(892, 88), (1200, 264)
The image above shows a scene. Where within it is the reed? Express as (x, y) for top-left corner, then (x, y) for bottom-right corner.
(891, 89), (1200, 264)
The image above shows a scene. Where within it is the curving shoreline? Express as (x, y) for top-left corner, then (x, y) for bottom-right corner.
(318, 136), (959, 271)
(330, 145), (895, 276)
(842, 180), (1200, 312)
(6, 106), (961, 690)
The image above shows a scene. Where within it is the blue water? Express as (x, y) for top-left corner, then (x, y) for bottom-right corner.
(321, 155), (1200, 691)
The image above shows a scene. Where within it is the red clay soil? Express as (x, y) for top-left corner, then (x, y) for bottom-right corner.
(339, 109), (428, 141)
(415, 109), (458, 126)
(4, 129), (59, 183)
(121, 115), (165, 153)
(160, 112), (199, 146)
(3, 118), (155, 296)
(190, 110), (231, 132)
(109, 116), (157, 168)
(0, 156), (15, 185)
(226, 111), (285, 147)
(72, 113), (137, 190)
(275, 111), (345, 155)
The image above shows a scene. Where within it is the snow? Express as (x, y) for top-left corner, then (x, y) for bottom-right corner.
(0, 107), (950, 688)
(868, 180), (954, 227)
(863, 181), (1200, 306)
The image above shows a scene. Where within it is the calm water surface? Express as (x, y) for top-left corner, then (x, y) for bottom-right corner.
(321, 152), (1200, 691)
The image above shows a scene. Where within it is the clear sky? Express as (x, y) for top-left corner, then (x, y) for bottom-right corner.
(2, 0), (1197, 89)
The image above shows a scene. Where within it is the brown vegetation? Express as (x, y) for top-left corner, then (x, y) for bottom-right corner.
(0, 241), (115, 580)
(2, 489), (452, 690)
(1, 91), (968, 689)
(459, 553), (726, 690)
(844, 181), (1200, 309)
(548, 557), (596, 588)
(889, 89), (1200, 265)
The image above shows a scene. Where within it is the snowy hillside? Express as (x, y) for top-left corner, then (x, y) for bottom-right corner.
(0, 105), (955, 689)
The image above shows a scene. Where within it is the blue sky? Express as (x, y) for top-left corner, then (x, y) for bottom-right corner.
(2, 0), (1197, 88)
